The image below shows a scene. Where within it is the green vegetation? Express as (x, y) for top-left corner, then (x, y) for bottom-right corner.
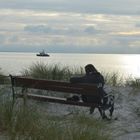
(0, 63), (112, 139)
(0, 70), (9, 84)
(103, 72), (124, 86)
(22, 62), (139, 87)
(0, 88), (112, 140)
(125, 78), (140, 88)
(1, 62), (140, 139)
(22, 62), (84, 81)
(1, 62), (140, 88)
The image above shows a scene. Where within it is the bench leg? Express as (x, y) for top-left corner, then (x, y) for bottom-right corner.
(109, 104), (114, 117)
(90, 107), (95, 114)
(98, 107), (108, 119)
(98, 107), (103, 117)
(22, 88), (28, 106)
(90, 107), (108, 120)
(11, 86), (16, 108)
(102, 111), (108, 119)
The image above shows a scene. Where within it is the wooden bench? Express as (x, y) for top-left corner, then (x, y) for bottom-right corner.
(10, 75), (104, 117)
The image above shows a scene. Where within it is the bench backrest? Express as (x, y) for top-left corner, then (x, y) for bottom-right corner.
(10, 76), (99, 96)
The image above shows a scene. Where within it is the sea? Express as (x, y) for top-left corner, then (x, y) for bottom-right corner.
(0, 52), (140, 78)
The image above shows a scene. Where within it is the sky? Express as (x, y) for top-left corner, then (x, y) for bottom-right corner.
(0, 0), (140, 53)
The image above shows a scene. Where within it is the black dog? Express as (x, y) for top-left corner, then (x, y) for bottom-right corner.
(90, 94), (115, 119)
(67, 94), (114, 120)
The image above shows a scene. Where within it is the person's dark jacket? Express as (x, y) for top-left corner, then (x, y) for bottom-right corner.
(70, 72), (105, 103)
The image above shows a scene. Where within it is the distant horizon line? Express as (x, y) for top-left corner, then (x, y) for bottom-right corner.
(0, 51), (140, 55)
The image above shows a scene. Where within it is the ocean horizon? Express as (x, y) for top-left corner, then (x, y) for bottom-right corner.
(0, 52), (140, 78)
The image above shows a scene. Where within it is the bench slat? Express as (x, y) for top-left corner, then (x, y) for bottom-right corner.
(16, 93), (98, 107)
(12, 76), (99, 95)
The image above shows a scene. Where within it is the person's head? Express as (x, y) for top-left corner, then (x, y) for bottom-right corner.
(85, 64), (98, 74)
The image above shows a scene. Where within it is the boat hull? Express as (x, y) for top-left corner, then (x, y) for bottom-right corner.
(36, 54), (49, 57)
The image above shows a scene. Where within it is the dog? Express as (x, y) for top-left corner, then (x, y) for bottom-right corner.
(90, 94), (115, 119)
(67, 94), (115, 120)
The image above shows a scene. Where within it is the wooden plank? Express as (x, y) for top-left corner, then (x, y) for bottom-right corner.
(16, 93), (98, 107)
(12, 76), (99, 95)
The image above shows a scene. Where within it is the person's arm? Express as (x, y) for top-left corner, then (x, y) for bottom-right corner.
(70, 76), (84, 83)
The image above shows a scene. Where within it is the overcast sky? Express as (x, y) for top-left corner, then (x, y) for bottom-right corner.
(0, 0), (140, 53)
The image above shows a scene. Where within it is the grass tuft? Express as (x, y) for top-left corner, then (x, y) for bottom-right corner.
(103, 72), (124, 86)
(0, 88), (112, 140)
(125, 78), (140, 88)
(22, 62), (84, 81)
(0, 70), (9, 84)
(22, 62), (140, 89)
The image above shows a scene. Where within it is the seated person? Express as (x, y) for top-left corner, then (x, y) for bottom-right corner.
(69, 64), (105, 103)
(67, 64), (114, 119)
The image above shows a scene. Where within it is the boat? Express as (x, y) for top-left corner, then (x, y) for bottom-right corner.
(36, 50), (50, 57)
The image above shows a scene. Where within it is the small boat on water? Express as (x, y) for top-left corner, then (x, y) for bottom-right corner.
(36, 50), (50, 57)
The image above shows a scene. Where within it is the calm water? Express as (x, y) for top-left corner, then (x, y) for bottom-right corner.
(0, 52), (140, 78)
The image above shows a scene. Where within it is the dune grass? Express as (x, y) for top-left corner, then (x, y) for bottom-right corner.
(1, 62), (140, 139)
(22, 62), (116, 82)
(0, 72), (111, 140)
(0, 88), (112, 140)
(1, 62), (140, 88)
(125, 78), (140, 88)
(22, 62), (140, 87)
(0, 70), (9, 84)
(102, 72), (124, 86)
(22, 62), (84, 81)
(0, 62), (138, 88)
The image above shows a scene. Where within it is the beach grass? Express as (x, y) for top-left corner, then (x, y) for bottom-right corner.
(0, 70), (9, 84)
(22, 62), (84, 81)
(22, 62), (131, 87)
(1, 63), (140, 139)
(1, 62), (140, 89)
(125, 78), (140, 88)
(103, 72), (124, 86)
(0, 88), (112, 140)
(1, 62), (140, 88)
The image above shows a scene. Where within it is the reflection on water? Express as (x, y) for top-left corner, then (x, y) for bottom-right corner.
(0, 52), (140, 78)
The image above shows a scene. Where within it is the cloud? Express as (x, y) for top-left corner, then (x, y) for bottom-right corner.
(116, 31), (140, 36)
(84, 26), (100, 34)
(136, 23), (140, 27)
(0, 7), (140, 53)
(0, 0), (140, 15)
(24, 25), (52, 33)
(24, 24), (77, 35)
(24, 24), (101, 36)
(0, 34), (6, 43)
(1, 43), (140, 54)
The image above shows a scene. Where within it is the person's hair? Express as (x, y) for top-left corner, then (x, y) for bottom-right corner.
(85, 64), (98, 74)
